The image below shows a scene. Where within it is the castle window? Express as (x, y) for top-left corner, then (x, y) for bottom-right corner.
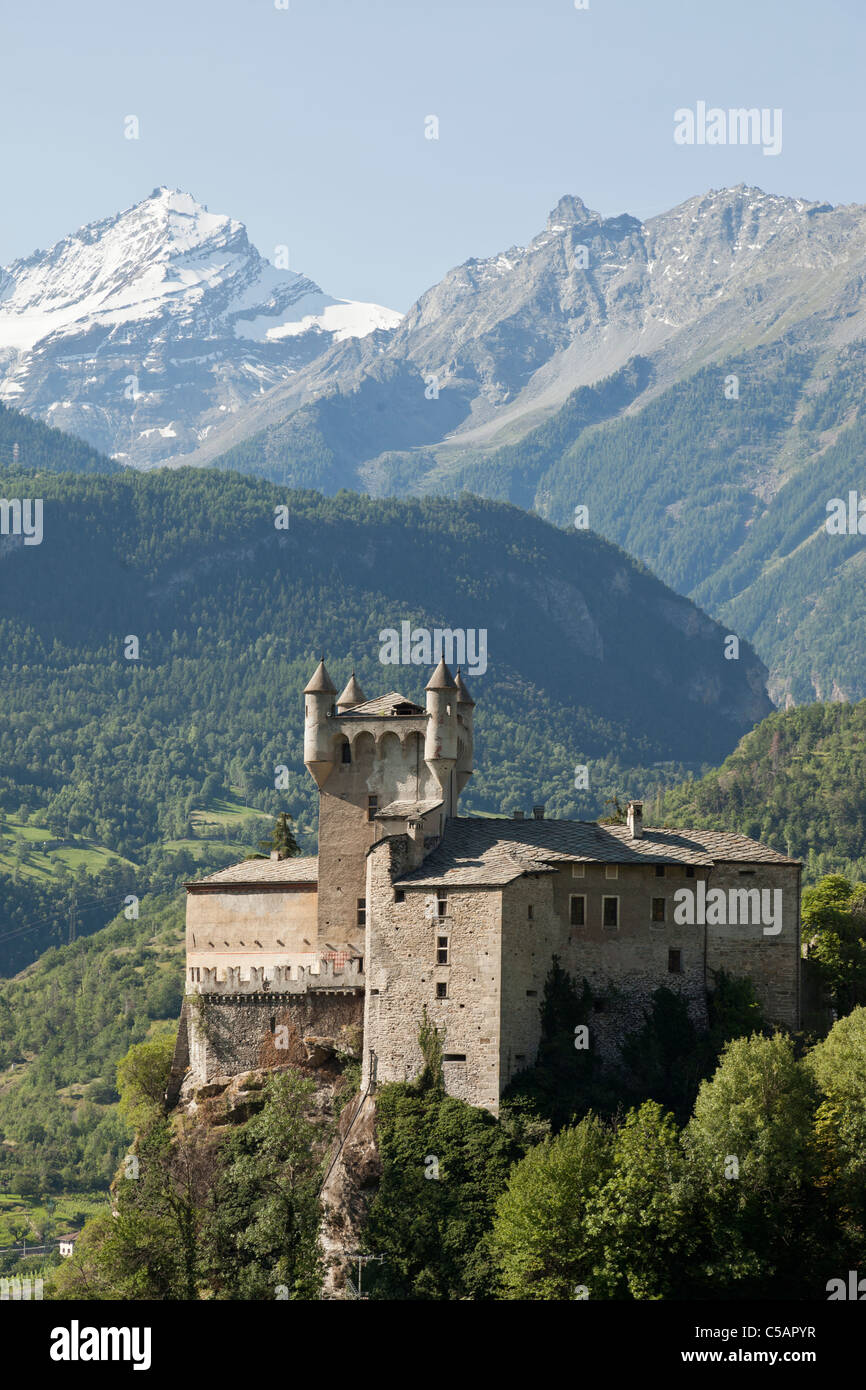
(437, 936), (449, 965)
(436, 982), (448, 999)
(527, 904), (534, 920)
(602, 896), (619, 929)
(572, 863), (585, 878)
(437, 892), (448, 918)
(269, 1015), (276, 1032)
(357, 898), (366, 928)
(443, 1053), (466, 1062)
(655, 865), (665, 878)
(605, 865), (619, 879)
(367, 796), (378, 821)
(570, 895), (586, 927)
(341, 741), (351, 764)
(739, 869), (756, 877)
(395, 890), (405, 903)
(526, 990), (538, 997)
(668, 949), (683, 974)
(685, 866), (695, 878)
(652, 897), (666, 923)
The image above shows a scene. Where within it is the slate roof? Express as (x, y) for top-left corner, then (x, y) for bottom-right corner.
(338, 691), (424, 717)
(395, 818), (799, 887)
(189, 856), (318, 887)
(375, 798), (443, 819)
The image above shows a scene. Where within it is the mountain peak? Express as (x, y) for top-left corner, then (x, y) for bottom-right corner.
(546, 194), (601, 230)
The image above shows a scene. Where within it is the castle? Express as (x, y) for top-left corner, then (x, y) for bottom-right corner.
(174, 659), (802, 1113)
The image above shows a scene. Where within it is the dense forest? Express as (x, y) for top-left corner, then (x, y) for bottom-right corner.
(0, 463), (770, 971)
(0, 402), (118, 476)
(657, 698), (866, 883)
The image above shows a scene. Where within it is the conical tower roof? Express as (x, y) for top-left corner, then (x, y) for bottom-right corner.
(455, 668), (475, 706)
(303, 657), (336, 695)
(426, 657), (457, 691)
(336, 672), (366, 710)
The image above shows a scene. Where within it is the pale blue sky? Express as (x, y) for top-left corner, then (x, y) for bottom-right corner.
(2, 0), (864, 310)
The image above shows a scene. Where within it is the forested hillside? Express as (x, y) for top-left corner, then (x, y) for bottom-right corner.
(0, 465), (771, 971)
(0, 401), (118, 475)
(657, 699), (866, 883)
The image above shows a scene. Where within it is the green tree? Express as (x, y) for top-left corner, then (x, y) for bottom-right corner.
(683, 1033), (824, 1297)
(802, 875), (866, 1015)
(490, 1114), (612, 1299)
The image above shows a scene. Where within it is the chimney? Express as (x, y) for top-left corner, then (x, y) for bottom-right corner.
(532, 804), (545, 820)
(407, 817), (425, 868)
(627, 801), (643, 839)
(513, 810), (525, 820)
(270, 850), (281, 861)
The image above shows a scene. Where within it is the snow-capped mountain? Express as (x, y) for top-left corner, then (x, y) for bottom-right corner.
(0, 187), (401, 466)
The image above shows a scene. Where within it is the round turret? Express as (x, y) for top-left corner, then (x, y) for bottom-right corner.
(424, 657), (458, 786)
(303, 658), (337, 788)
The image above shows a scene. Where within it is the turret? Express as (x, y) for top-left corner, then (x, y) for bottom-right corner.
(303, 658), (337, 788)
(336, 672), (366, 712)
(454, 667), (475, 795)
(425, 658), (458, 789)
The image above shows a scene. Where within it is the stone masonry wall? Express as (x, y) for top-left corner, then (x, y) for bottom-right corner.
(363, 837), (503, 1112)
(704, 862), (801, 1029)
(187, 990), (364, 1084)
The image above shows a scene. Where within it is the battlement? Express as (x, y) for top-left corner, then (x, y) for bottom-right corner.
(191, 958), (365, 995)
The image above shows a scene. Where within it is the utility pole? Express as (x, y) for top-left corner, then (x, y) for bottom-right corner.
(68, 896), (77, 945)
(345, 1252), (383, 1299)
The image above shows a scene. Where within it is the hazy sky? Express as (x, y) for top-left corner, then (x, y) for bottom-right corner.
(2, 0), (864, 310)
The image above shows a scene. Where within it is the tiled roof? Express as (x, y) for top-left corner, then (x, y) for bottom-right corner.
(189, 856), (318, 887)
(338, 691), (424, 716)
(395, 818), (798, 887)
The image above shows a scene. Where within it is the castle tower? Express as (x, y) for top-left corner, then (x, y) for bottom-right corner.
(455, 668), (475, 795)
(424, 658), (458, 813)
(303, 659), (337, 788)
(303, 657), (474, 949)
(336, 672), (365, 712)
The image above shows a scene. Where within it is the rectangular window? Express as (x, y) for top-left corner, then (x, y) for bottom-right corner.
(652, 897), (666, 923)
(367, 796), (378, 822)
(570, 895), (586, 927)
(395, 889), (405, 903)
(527, 904), (534, 920)
(602, 896), (619, 928)
(655, 864), (665, 878)
(668, 949), (682, 974)
(572, 863), (585, 878)
(685, 866), (695, 878)
(605, 864), (618, 879)
(437, 892), (448, 918)
(357, 898), (366, 928)
(443, 1054), (466, 1062)
(436, 982), (448, 999)
(437, 936), (449, 965)
(341, 741), (351, 764)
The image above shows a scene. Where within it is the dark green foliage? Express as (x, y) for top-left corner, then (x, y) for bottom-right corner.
(0, 894), (184, 1191)
(658, 698), (866, 883)
(362, 1083), (519, 1299)
(201, 1072), (325, 1300)
(802, 874), (866, 1015)
(0, 402), (118, 475)
(255, 811), (300, 859)
(0, 465), (768, 969)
